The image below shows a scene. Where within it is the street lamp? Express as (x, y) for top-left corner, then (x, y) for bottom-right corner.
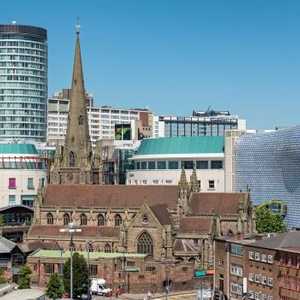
(60, 222), (82, 300)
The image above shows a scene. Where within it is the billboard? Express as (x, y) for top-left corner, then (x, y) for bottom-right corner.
(115, 124), (131, 140)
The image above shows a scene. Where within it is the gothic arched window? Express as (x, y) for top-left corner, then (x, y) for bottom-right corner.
(63, 213), (70, 226)
(80, 213), (87, 226)
(98, 214), (105, 226)
(114, 214), (122, 227)
(47, 213), (53, 225)
(69, 151), (75, 167)
(104, 243), (111, 253)
(137, 231), (153, 256)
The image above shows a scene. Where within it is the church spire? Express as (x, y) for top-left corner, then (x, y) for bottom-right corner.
(50, 27), (99, 185)
(63, 28), (92, 166)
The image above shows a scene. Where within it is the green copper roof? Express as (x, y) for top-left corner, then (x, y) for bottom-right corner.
(29, 249), (147, 259)
(0, 144), (38, 155)
(136, 136), (224, 155)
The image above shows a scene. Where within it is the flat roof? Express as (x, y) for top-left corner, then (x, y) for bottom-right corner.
(29, 249), (147, 259)
(136, 136), (224, 156)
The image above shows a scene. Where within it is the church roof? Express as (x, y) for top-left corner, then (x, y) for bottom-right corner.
(43, 185), (178, 209)
(178, 217), (213, 234)
(189, 192), (248, 216)
(29, 225), (120, 239)
(150, 204), (172, 225)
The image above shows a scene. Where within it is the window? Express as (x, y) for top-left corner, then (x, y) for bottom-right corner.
(114, 214), (122, 227)
(104, 243), (111, 253)
(69, 151), (75, 167)
(230, 264), (243, 277)
(254, 274), (261, 283)
(255, 252), (260, 261)
(157, 161), (166, 169)
(230, 244), (243, 256)
(47, 213), (54, 225)
(8, 195), (16, 206)
(142, 214), (149, 224)
(261, 275), (267, 285)
(8, 178), (16, 189)
(136, 161), (140, 170)
(211, 160), (223, 169)
(21, 195), (34, 207)
(196, 160), (208, 169)
(230, 283), (242, 295)
(267, 255), (273, 264)
(148, 161), (155, 169)
(97, 214), (105, 226)
(80, 214), (87, 226)
(137, 231), (153, 256)
(63, 213), (70, 226)
(89, 265), (97, 276)
(208, 180), (215, 189)
(141, 161), (147, 170)
(58, 264), (64, 275)
(183, 161), (193, 169)
(44, 263), (54, 274)
(249, 273), (254, 282)
(168, 161), (179, 169)
(261, 254), (267, 262)
(27, 178), (34, 190)
(267, 277), (273, 287)
(249, 251), (254, 260)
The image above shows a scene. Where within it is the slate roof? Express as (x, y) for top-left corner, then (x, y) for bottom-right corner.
(28, 225), (120, 239)
(43, 185), (178, 209)
(0, 236), (17, 253)
(189, 192), (248, 215)
(250, 232), (300, 251)
(178, 217), (213, 234)
(150, 204), (172, 225)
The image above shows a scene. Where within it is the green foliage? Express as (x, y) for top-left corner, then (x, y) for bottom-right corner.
(18, 265), (32, 289)
(63, 252), (89, 298)
(256, 206), (287, 233)
(0, 215), (5, 226)
(0, 268), (7, 284)
(46, 273), (64, 300)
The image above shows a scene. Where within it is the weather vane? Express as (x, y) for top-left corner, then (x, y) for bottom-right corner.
(75, 17), (80, 34)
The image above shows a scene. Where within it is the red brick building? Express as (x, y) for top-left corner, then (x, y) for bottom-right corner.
(214, 232), (300, 300)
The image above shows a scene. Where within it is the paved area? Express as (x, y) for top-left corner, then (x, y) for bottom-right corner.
(0, 287), (45, 300)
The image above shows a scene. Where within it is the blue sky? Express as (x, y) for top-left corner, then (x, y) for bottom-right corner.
(2, 0), (300, 129)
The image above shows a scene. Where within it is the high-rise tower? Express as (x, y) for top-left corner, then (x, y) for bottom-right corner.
(0, 24), (48, 142)
(50, 29), (100, 184)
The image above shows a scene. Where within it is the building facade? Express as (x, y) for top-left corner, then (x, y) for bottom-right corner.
(160, 109), (246, 138)
(127, 136), (225, 190)
(230, 126), (300, 228)
(47, 90), (155, 147)
(0, 143), (47, 208)
(0, 24), (47, 142)
(214, 232), (300, 300)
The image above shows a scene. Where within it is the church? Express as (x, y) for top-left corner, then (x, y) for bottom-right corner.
(26, 29), (256, 293)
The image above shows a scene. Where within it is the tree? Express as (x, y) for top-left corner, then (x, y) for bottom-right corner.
(63, 252), (89, 298)
(0, 268), (7, 284)
(18, 265), (32, 289)
(46, 273), (64, 300)
(256, 206), (286, 233)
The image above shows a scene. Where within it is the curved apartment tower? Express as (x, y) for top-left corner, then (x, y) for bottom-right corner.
(0, 24), (47, 142)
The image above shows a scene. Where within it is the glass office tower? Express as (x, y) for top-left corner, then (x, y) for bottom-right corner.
(235, 126), (300, 228)
(0, 24), (47, 141)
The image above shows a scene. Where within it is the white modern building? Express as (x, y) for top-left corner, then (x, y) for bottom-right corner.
(47, 90), (157, 147)
(126, 136), (225, 191)
(0, 143), (47, 208)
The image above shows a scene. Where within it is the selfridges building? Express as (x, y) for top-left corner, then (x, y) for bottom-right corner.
(235, 126), (300, 228)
